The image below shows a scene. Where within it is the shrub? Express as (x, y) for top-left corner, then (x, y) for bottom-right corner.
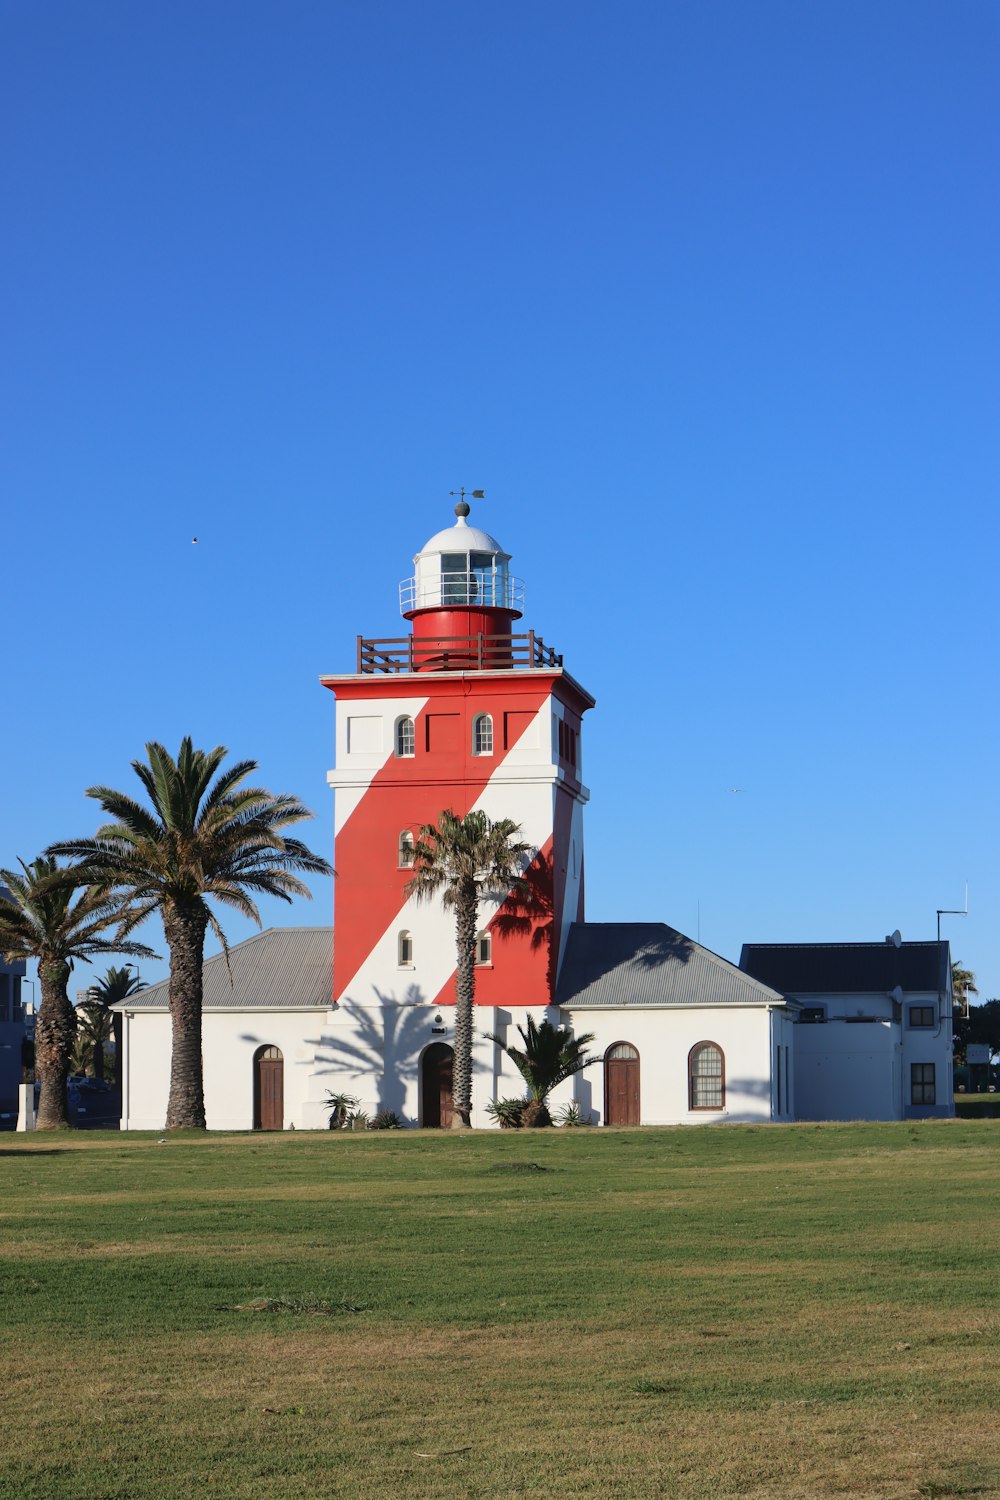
(556, 1101), (592, 1127)
(369, 1109), (404, 1130)
(486, 1097), (526, 1129)
(325, 1092), (359, 1130)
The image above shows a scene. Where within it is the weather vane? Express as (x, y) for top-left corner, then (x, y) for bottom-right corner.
(449, 487), (485, 517)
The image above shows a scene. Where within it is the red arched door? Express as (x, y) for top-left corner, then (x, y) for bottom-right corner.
(422, 1043), (454, 1128)
(605, 1042), (640, 1126)
(253, 1045), (284, 1130)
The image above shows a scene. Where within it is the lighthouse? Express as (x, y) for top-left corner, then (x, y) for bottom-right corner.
(317, 495), (595, 1126)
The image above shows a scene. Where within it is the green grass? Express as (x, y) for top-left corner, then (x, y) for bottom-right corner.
(2, 1122), (1000, 1499)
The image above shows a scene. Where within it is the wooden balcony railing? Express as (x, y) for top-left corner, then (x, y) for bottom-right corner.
(356, 631), (562, 674)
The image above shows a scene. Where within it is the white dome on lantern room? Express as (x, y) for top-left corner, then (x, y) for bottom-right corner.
(399, 507), (525, 616)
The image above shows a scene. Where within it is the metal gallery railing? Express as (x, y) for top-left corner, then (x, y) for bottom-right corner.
(356, 631), (562, 674)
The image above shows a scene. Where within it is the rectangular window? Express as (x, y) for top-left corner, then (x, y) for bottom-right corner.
(441, 553), (468, 604)
(908, 1005), (935, 1028)
(798, 1006), (826, 1024)
(775, 1045), (782, 1115)
(911, 1063), (936, 1106)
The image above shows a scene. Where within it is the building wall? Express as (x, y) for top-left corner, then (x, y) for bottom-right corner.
(327, 672), (591, 1013)
(0, 957), (27, 1126)
(121, 1010), (330, 1131)
(791, 988), (953, 1121)
(558, 1006), (782, 1125)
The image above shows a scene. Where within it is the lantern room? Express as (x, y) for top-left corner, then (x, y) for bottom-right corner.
(354, 496), (561, 674)
(398, 499), (525, 619)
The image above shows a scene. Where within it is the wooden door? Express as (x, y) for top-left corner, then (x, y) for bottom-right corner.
(422, 1043), (454, 1128)
(254, 1046), (284, 1130)
(605, 1043), (640, 1126)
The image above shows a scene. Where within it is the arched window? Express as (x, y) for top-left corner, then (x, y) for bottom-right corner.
(688, 1042), (725, 1111)
(473, 713), (494, 756)
(398, 830), (415, 869)
(395, 716), (415, 758)
(398, 930), (414, 967)
(475, 930), (492, 966)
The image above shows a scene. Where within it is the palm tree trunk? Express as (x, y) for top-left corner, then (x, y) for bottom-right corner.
(163, 903), (209, 1129)
(35, 959), (74, 1130)
(451, 880), (478, 1129)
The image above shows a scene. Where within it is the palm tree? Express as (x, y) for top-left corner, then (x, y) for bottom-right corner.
(50, 738), (333, 1130)
(953, 961), (978, 1019)
(484, 1014), (597, 1126)
(75, 965), (147, 1079)
(406, 809), (532, 1128)
(0, 859), (155, 1129)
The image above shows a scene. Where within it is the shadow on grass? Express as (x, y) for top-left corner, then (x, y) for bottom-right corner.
(0, 1148), (67, 1156)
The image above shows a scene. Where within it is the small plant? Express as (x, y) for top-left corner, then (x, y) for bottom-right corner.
(348, 1109), (370, 1131)
(556, 1100), (592, 1127)
(369, 1109), (404, 1130)
(486, 1097), (526, 1129)
(325, 1091), (359, 1130)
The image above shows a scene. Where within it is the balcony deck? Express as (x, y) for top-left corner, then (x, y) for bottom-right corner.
(356, 631), (562, 674)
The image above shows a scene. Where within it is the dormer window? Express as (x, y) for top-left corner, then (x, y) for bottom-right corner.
(395, 716), (415, 758)
(473, 713), (494, 756)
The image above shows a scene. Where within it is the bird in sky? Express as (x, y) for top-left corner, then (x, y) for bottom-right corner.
(728, 787), (747, 794)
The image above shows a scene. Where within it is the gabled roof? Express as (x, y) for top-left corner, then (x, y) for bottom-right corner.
(556, 923), (786, 1009)
(739, 941), (950, 996)
(117, 927), (333, 1012)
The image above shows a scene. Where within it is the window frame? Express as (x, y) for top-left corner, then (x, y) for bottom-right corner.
(907, 1004), (936, 1029)
(395, 716), (416, 758)
(911, 1062), (936, 1106)
(475, 930), (492, 967)
(472, 713), (494, 757)
(398, 830), (415, 869)
(688, 1041), (726, 1112)
(397, 930), (414, 968)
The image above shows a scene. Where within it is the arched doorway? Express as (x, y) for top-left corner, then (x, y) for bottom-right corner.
(253, 1045), (284, 1130)
(605, 1042), (639, 1126)
(421, 1043), (454, 1128)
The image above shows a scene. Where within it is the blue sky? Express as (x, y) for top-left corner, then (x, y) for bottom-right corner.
(3, 0), (997, 1001)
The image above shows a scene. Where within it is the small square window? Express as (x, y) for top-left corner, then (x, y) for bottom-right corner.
(908, 1006), (935, 1028)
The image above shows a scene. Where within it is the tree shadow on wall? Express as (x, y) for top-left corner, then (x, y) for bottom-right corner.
(302, 985), (475, 1121)
(491, 849), (556, 993)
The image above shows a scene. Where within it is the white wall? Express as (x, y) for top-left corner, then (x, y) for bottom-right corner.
(794, 1021), (900, 1121)
(791, 988), (954, 1121)
(121, 1009), (331, 1131)
(558, 1006), (781, 1125)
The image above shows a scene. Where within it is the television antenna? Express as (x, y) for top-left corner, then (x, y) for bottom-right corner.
(936, 881), (969, 945)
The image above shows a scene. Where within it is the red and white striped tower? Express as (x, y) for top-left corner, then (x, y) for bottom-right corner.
(317, 495), (594, 1124)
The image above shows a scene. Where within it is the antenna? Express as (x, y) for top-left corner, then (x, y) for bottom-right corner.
(936, 882), (969, 946)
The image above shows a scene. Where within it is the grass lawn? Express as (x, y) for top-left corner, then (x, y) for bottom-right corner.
(2, 1122), (1000, 1500)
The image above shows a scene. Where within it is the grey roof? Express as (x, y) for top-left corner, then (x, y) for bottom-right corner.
(118, 927), (333, 1012)
(739, 941), (950, 996)
(556, 923), (786, 1009)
